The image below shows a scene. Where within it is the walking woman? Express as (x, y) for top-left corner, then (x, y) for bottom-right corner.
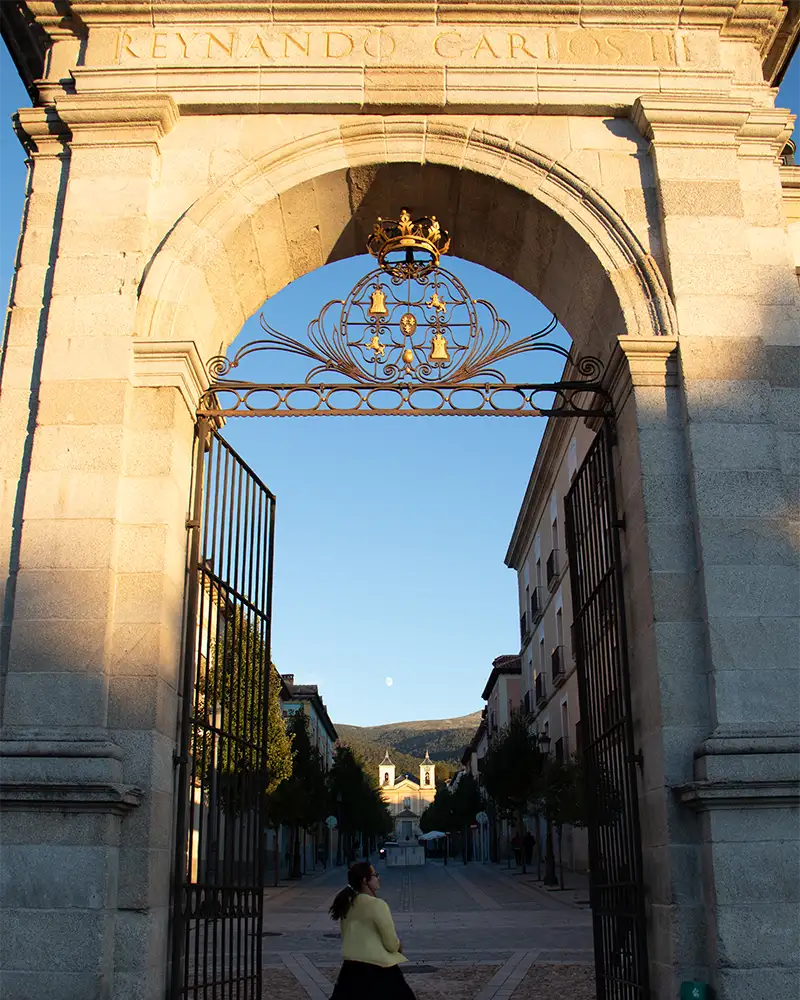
(329, 861), (416, 999)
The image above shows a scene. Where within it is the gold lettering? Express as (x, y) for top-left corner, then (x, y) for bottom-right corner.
(151, 32), (168, 59)
(119, 31), (140, 60)
(509, 32), (536, 60)
(472, 34), (500, 59)
(433, 31), (463, 59)
(207, 32), (234, 58)
(176, 32), (195, 58)
(283, 31), (310, 57)
(325, 31), (354, 58)
(546, 32), (554, 59)
(243, 33), (270, 59)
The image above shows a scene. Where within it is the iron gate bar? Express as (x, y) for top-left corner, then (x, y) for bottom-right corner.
(564, 422), (649, 999)
(171, 417), (276, 1000)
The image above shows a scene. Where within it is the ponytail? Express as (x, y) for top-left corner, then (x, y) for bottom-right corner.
(329, 861), (373, 921)
(329, 884), (358, 921)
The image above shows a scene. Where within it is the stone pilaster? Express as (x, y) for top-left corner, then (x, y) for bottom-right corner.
(632, 95), (800, 1000)
(607, 335), (711, 998)
(0, 95), (193, 1000)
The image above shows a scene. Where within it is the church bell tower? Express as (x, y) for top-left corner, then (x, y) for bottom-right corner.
(420, 750), (435, 789)
(380, 751), (395, 788)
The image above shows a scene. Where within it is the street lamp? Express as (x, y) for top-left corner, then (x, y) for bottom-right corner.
(537, 732), (558, 886)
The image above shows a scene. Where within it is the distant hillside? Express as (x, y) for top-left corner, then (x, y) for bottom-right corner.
(335, 711), (482, 781)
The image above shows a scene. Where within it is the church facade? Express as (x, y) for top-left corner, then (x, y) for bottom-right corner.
(378, 751), (436, 842)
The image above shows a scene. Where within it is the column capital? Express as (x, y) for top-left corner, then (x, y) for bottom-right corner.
(55, 92), (179, 148)
(606, 336), (679, 412)
(736, 107), (796, 159)
(631, 93), (752, 147)
(13, 106), (70, 158)
(132, 339), (209, 416)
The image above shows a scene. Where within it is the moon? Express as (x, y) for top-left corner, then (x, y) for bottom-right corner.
(384, 676), (393, 687)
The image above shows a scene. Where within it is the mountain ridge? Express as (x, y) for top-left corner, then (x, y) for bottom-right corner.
(334, 710), (482, 778)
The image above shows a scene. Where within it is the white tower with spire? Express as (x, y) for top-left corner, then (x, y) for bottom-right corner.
(380, 751), (395, 788)
(420, 750), (435, 789)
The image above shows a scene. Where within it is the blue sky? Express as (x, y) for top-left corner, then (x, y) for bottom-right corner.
(1, 44), (798, 727)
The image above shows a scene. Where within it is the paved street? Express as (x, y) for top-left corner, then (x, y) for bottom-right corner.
(261, 861), (595, 999)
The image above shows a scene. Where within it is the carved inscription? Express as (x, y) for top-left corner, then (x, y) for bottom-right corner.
(116, 25), (679, 67)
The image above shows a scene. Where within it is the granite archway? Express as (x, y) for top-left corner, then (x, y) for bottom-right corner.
(135, 121), (677, 364)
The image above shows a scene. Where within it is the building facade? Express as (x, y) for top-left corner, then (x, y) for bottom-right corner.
(378, 751), (436, 842)
(481, 655), (523, 739)
(507, 416), (597, 872)
(281, 675), (338, 772)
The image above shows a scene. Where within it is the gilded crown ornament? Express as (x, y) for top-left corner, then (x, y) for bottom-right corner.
(367, 208), (451, 272)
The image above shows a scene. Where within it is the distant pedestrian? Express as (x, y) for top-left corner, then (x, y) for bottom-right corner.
(329, 861), (416, 999)
(524, 831), (535, 865)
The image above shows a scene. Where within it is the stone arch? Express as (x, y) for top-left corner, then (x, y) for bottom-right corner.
(136, 120), (676, 364)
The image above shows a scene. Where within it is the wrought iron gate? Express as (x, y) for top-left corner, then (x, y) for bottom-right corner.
(564, 422), (649, 999)
(170, 417), (276, 1000)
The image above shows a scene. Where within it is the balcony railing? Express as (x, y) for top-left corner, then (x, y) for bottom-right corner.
(530, 586), (543, 623)
(551, 645), (565, 686)
(535, 672), (547, 707)
(546, 549), (559, 590)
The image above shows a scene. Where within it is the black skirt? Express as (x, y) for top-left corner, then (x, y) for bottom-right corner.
(330, 960), (417, 1000)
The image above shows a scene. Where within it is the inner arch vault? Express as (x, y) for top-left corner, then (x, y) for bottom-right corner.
(136, 121), (677, 364)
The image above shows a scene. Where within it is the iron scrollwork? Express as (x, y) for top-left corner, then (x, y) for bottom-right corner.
(200, 209), (610, 418)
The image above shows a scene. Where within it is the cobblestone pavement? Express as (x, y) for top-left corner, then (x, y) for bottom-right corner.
(261, 861), (595, 998)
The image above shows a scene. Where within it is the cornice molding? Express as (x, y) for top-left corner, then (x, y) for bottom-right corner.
(0, 732), (143, 815)
(67, 64), (740, 117)
(60, 1), (789, 43)
(54, 92), (179, 147)
(675, 779), (800, 811)
(606, 336), (679, 414)
(131, 339), (209, 416)
(631, 93), (753, 145)
(13, 105), (71, 157)
(632, 94), (794, 159)
(737, 107), (796, 158)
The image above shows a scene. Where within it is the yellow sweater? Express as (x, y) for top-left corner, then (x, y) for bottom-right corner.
(339, 893), (407, 968)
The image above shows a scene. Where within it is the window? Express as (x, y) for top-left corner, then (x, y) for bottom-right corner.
(425, 772), (430, 786)
(568, 437), (578, 482)
(556, 607), (564, 648)
(384, 772), (390, 784)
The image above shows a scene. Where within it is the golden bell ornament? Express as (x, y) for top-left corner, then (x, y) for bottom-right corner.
(402, 348), (415, 365)
(368, 287), (388, 317)
(429, 332), (450, 363)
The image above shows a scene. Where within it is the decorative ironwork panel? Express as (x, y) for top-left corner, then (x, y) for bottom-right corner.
(564, 425), (649, 1000)
(199, 209), (611, 420)
(170, 418), (276, 1000)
